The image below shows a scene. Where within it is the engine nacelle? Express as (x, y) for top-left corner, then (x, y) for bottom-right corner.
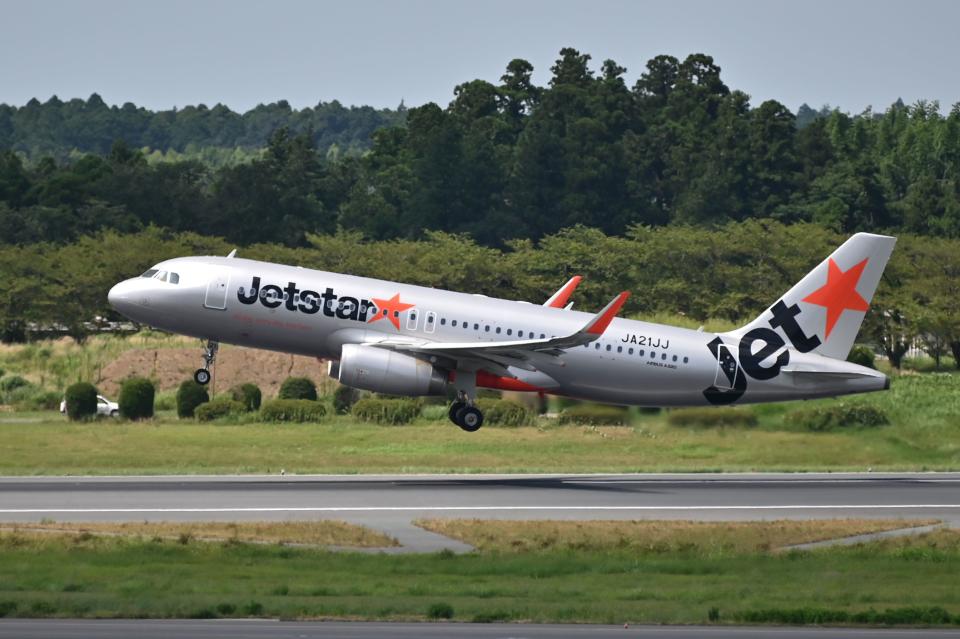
(337, 344), (446, 396)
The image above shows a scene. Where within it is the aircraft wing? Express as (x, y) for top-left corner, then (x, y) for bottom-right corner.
(370, 291), (629, 372)
(543, 275), (582, 308)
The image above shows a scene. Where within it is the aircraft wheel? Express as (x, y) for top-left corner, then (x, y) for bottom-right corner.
(456, 406), (484, 432)
(194, 368), (211, 385)
(447, 401), (466, 425)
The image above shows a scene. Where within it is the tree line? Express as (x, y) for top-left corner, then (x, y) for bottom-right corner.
(0, 223), (956, 369)
(1, 48), (959, 248)
(0, 95), (405, 159)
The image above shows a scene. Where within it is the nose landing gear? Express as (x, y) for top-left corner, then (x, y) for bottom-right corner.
(448, 392), (484, 432)
(193, 340), (219, 385)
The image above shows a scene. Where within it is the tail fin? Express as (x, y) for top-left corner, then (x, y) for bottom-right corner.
(725, 233), (896, 360)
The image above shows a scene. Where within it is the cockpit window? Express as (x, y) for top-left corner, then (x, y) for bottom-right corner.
(141, 269), (159, 278)
(169, 272), (179, 284)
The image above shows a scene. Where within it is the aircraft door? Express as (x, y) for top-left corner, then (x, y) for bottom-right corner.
(713, 343), (739, 390)
(203, 269), (230, 310)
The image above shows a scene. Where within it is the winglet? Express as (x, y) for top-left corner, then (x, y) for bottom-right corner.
(544, 275), (583, 308)
(584, 291), (630, 335)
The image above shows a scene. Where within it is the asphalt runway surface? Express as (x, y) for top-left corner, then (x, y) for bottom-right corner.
(0, 472), (957, 550)
(1, 474), (958, 637)
(2, 620), (960, 639)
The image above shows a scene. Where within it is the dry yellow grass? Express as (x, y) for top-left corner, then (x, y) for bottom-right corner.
(415, 518), (939, 553)
(0, 520), (397, 548)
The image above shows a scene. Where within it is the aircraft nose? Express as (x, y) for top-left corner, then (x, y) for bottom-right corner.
(107, 279), (143, 315)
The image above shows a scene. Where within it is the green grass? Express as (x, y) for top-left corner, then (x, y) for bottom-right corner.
(1, 371), (959, 474)
(0, 332), (191, 391)
(1, 353), (958, 474)
(0, 526), (957, 624)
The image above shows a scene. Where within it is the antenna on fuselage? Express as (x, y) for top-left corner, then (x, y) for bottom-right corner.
(226, 249), (237, 258)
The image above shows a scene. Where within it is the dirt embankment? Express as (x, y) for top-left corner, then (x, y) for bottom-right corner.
(98, 344), (329, 398)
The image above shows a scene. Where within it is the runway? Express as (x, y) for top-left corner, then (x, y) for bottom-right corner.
(0, 473), (956, 550)
(3, 619), (960, 639)
(1, 474), (958, 637)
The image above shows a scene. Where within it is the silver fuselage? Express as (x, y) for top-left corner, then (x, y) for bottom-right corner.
(108, 256), (887, 407)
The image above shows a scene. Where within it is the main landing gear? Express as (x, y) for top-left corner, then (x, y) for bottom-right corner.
(193, 340), (219, 385)
(448, 392), (484, 432)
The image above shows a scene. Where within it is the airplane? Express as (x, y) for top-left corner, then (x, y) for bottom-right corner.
(107, 233), (895, 431)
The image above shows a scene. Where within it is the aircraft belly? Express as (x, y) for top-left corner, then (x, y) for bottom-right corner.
(549, 349), (712, 407)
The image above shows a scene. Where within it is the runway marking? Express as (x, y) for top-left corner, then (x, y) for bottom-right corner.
(0, 505), (959, 514)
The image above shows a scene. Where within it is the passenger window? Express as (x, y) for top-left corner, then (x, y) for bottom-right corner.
(683, 356), (689, 364)
(540, 333), (546, 339)
(595, 343), (600, 349)
(606, 344), (611, 351)
(672, 355), (678, 362)
(425, 311), (437, 333)
(451, 320), (457, 327)
(474, 323), (479, 330)
(518, 330), (524, 338)
(662, 353), (668, 360)
(650, 351), (656, 358)
(628, 348), (634, 355)
(463, 322), (468, 330)
(496, 327), (501, 334)
(440, 318), (446, 325)
(639, 350), (645, 357)
(617, 346), (622, 353)
(507, 328), (512, 336)
(406, 310), (419, 331)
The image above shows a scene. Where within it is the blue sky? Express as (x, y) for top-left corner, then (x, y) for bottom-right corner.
(2, 0), (958, 113)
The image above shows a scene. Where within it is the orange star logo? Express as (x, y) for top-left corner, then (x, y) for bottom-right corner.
(801, 258), (870, 339)
(368, 293), (415, 330)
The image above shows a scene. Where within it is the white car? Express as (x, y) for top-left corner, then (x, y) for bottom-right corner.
(59, 395), (120, 417)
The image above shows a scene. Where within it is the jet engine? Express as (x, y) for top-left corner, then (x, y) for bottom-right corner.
(335, 344), (447, 396)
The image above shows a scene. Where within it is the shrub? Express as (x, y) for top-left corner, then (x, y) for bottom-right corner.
(118, 377), (154, 420)
(64, 382), (98, 421)
(558, 404), (628, 425)
(786, 404), (889, 431)
(260, 399), (327, 423)
(333, 384), (360, 414)
(278, 376), (317, 401)
(475, 398), (530, 427)
(847, 345), (877, 369)
(0, 375), (29, 392)
(352, 398), (420, 425)
(421, 404), (448, 421)
(230, 383), (262, 411)
(196, 397), (246, 422)
(427, 602), (454, 620)
(667, 407), (758, 428)
(176, 380), (210, 418)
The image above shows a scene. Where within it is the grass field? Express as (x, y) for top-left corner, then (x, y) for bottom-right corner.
(1, 331), (958, 474)
(1, 370), (958, 474)
(0, 520), (956, 624)
(414, 519), (938, 553)
(0, 521), (397, 548)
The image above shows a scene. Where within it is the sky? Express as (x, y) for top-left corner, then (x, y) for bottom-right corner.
(2, 0), (958, 115)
